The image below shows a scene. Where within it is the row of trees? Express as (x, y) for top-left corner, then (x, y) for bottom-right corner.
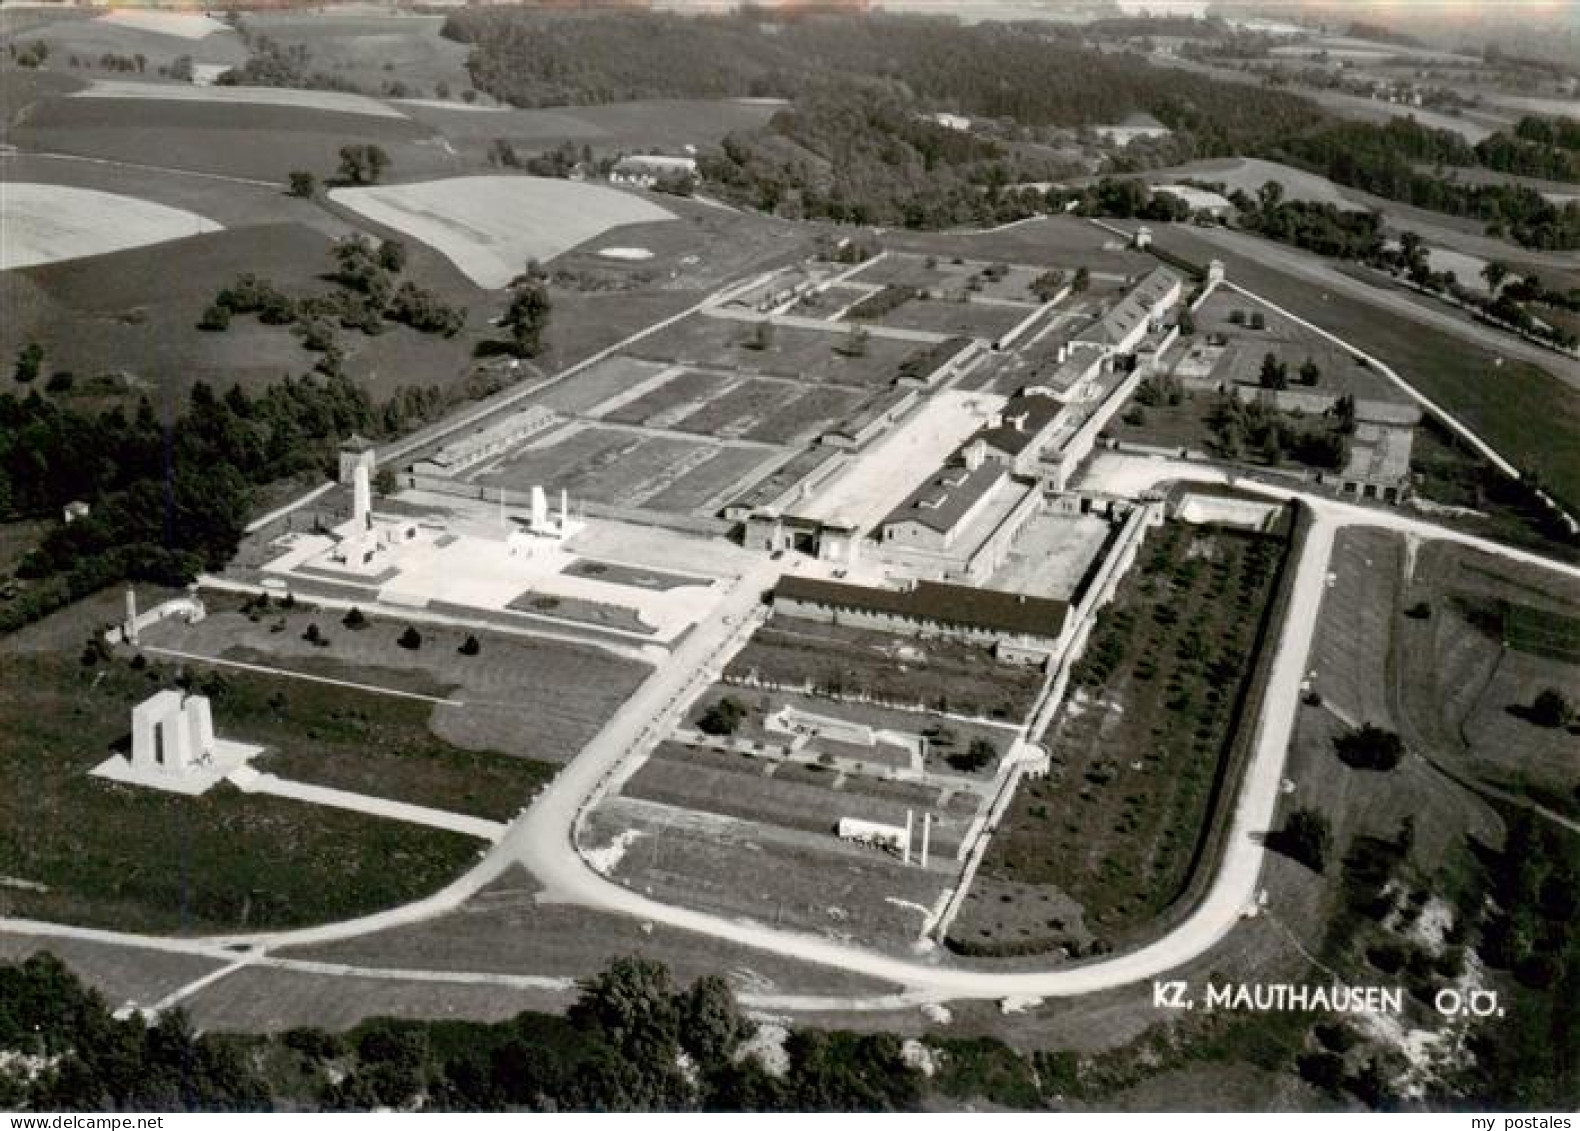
(1264, 117), (1580, 250)
(0, 955), (931, 1111)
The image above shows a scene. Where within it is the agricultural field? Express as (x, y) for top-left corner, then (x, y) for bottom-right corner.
(725, 619), (1044, 723)
(330, 175), (677, 289)
(1141, 157), (1361, 211)
(240, 9), (471, 101)
(6, 9), (245, 78)
(11, 94), (451, 183)
(0, 182), (221, 271)
(69, 79), (407, 120)
(960, 519), (1292, 953)
(396, 97), (783, 163)
(628, 312), (920, 387)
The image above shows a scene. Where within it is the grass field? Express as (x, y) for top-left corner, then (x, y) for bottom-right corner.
(965, 521), (1290, 947)
(535, 355), (672, 415)
(726, 619), (1043, 723)
(242, 10), (470, 101)
(628, 313), (918, 387)
(851, 254), (1049, 304)
(877, 215), (1154, 276)
(588, 796), (947, 950)
(860, 297), (1031, 342)
(0, 649), (481, 934)
(0, 220), (486, 404)
(1150, 225), (1580, 512)
(1190, 288), (1397, 401)
(280, 865), (900, 999)
(330, 175), (677, 288)
(142, 599), (647, 767)
(397, 96), (782, 164)
(1381, 535), (1580, 817)
(12, 95), (450, 184)
(71, 79), (408, 120)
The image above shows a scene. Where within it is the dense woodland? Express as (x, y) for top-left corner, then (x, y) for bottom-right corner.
(443, 8), (1324, 147)
(442, 9), (1579, 249)
(699, 84), (1064, 227)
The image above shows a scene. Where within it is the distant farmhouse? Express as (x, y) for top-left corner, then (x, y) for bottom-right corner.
(610, 155), (698, 189)
(1093, 112), (1172, 147)
(1151, 184), (1234, 218)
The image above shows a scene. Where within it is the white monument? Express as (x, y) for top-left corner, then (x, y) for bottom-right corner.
(353, 461), (373, 532)
(92, 690), (263, 795)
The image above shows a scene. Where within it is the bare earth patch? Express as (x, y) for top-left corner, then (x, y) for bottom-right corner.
(0, 183), (221, 270)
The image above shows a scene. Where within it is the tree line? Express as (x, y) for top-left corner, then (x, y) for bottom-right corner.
(0, 370), (451, 634)
(442, 7), (1323, 148)
(1263, 117), (1580, 250)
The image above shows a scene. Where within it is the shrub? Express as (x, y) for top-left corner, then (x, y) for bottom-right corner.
(398, 625), (422, 650)
(946, 737), (996, 774)
(1335, 724), (1404, 771)
(697, 695), (748, 737)
(458, 634), (481, 656)
(14, 342), (43, 383)
(1273, 806), (1333, 873)
(342, 607), (368, 630)
(1528, 687), (1570, 728)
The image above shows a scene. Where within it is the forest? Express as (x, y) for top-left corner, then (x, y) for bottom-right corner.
(442, 9), (1578, 250)
(0, 372), (454, 633)
(442, 7), (1323, 148)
